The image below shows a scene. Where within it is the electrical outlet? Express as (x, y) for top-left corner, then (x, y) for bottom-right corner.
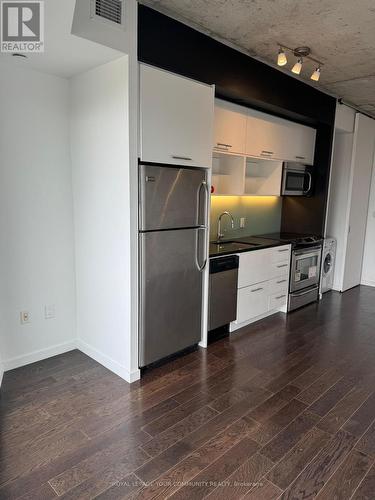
(20, 311), (30, 324)
(240, 217), (246, 229)
(44, 304), (56, 319)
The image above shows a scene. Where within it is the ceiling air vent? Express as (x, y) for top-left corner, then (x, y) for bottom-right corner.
(92, 0), (123, 26)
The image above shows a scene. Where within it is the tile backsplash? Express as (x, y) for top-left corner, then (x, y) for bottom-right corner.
(210, 196), (282, 241)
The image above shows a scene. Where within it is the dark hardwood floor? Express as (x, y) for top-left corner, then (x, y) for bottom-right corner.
(1, 286), (375, 499)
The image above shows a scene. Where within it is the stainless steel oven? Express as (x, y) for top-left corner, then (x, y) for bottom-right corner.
(289, 245), (322, 311)
(282, 163), (313, 196)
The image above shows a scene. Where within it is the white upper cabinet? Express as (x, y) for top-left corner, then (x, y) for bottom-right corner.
(246, 109), (316, 165)
(140, 64), (214, 168)
(214, 99), (247, 154)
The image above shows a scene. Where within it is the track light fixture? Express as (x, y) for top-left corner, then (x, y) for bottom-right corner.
(277, 47), (287, 66)
(292, 58), (303, 75)
(311, 66), (321, 82)
(276, 44), (324, 82)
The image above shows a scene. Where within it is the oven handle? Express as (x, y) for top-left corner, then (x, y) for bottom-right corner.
(290, 286), (319, 297)
(303, 172), (312, 194)
(294, 246), (322, 257)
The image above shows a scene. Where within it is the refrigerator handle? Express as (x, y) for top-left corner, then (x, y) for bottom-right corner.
(195, 227), (207, 272)
(197, 180), (209, 227)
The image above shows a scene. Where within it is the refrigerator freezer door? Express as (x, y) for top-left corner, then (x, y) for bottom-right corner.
(139, 164), (207, 231)
(139, 228), (205, 367)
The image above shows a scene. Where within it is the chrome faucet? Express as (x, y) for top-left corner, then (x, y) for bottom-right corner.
(217, 211), (234, 241)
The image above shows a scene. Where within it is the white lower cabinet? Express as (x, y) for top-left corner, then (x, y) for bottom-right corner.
(231, 245), (291, 331)
(236, 283), (269, 324)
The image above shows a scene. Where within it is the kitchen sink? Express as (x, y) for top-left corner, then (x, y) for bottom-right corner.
(210, 240), (261, 247)
(210, 240), (261, 252)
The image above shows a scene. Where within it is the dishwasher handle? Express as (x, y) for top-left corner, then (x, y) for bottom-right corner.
(210, 255), (239, 274)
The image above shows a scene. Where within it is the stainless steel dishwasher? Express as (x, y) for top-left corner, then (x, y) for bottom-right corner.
(208, 255), (239, 332)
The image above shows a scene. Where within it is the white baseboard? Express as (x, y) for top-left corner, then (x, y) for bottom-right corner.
(2, 340), (77, 372)
(361, 280), (375, 288)
(76, 339), (140, 384)
(1, 339), (140, 386)
(230, 308), (285, 333)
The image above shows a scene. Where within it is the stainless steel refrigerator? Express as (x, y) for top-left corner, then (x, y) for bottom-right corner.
(139, 163), (209, 368)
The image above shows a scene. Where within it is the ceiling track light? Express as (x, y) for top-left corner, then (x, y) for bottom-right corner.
(277, 46), (287, 66)
(276, 43), (324, 82)
(311, 66), (321, 82)
(292, 58), (303, 75)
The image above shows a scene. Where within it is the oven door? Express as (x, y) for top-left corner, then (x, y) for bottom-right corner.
(282, 168), (312, 196)
(291, 247), (322, 292)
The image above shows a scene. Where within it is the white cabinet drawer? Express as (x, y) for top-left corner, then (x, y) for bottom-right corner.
(271, 245), (291, 263)
(236, 282), (269, 324)
(238, 249), (269, 288)
(269, 261), (289, 279)
(269, 276), (289, 293)
(269, 291), (288, 311)
(238, 246), (290, 288)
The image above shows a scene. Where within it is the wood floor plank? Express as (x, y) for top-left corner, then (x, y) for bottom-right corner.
(248, 399), (308, 446)
(242, 479), (282, 499)
(316, 386), (373, 435)
(128, 418), (259, 500)
(246, 385), (301, 424)
(281, 430), (358, 499)
(169, 437), (259, 499)
(260, 410), (319, 462)
(356, 421), (375, 457)
(48, 441), (148, 496)
(343, 392), (375, 437)
(351, 463), (375, 499)
(206, 452), (274, 499)
(140, 405), (218, 457)
(308, 376), (357, 417)
(267, 427), (331, 490)
(315, 450), (373, 499)
(134, 387), (270, 484)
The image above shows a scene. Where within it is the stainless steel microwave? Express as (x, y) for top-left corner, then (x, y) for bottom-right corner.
(281, 163), (313, 196)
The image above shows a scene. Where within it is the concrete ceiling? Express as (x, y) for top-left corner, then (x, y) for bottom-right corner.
(146, 0), (375, 117)
(0, 0), (123, 78)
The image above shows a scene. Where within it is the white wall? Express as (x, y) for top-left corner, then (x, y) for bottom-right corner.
(362, 155), (375, 286)
(0, 63), (76, 370)
(326, 131), (354, 291)
(70, 56), (138, 382)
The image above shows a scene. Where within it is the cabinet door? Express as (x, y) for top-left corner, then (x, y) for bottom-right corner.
(289, 122), (316, 165)
(214, 99), (247, 155)
(238, 249), (270, 288)
(236, 283), (269, 324)
(140, 64), (214, 168)
(246, 111), (286, 160)
(246, 109), (316, 165)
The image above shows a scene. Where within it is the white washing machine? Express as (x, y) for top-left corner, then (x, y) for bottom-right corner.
(321, 237), (336, 293)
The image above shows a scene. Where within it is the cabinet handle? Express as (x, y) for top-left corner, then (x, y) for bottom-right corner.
(278, 248), (289, 253)
(171, 155), (193, 161)
(276, 294), (286, 300)
(261, 150), (274, 155)
(295, 156), (306, 160)
(216, 143), (232, 148)
(251, 287), (263, 293)
(276, 279), (287, 284)
(277, 264), (288, 268)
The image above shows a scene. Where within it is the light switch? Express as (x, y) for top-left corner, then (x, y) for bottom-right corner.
(44, 304), (56, 319)
(240, 217), (246, 228)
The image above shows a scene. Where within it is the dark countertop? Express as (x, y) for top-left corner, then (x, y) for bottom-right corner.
(209, 236), (289, 258)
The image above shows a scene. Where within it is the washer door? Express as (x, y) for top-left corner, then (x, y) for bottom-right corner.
(323, 252), (333, 276)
